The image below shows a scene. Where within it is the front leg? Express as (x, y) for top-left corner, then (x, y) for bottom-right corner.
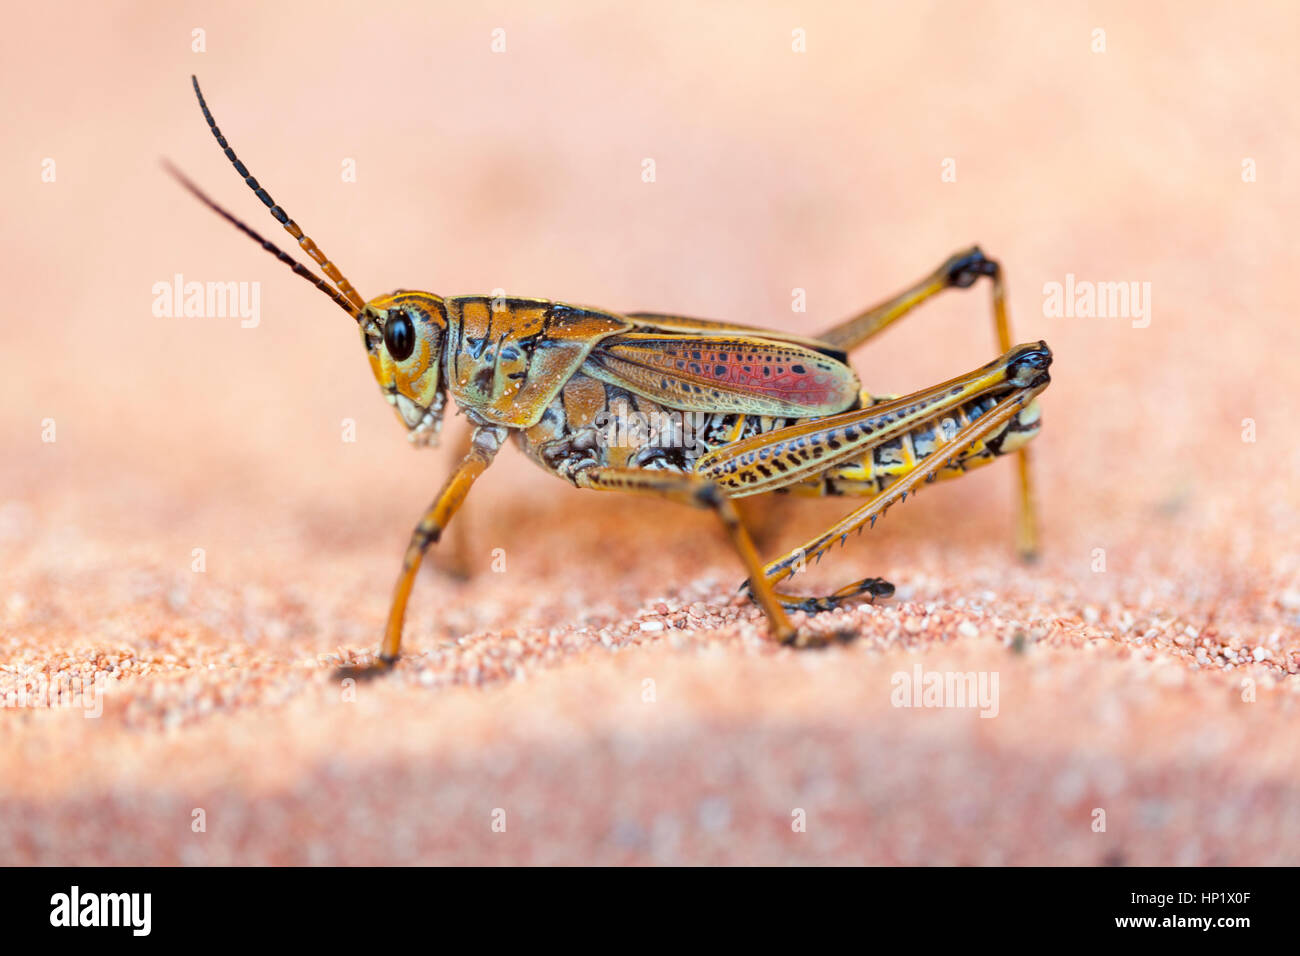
(342, 424), (507, 677)
(429, 418), (476, 580)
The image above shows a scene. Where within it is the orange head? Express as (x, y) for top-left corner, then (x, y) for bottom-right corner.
(169, 77), (452, 445)
(359, 292), (449, 445)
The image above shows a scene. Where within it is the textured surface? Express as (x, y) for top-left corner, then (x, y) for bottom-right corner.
(2, 1), (1298, 864)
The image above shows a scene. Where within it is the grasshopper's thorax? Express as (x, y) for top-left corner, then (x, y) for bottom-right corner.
(362, 291), (449, 447)
(439, 296), (631, 429)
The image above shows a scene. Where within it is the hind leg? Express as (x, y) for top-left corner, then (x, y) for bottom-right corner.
(814, 247), (1040, 559)
(745, 379), (1048, 630)
(688, 344), (1050, 632)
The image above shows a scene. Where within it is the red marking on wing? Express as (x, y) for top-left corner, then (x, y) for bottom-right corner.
(598, 337), (859, 413)
(685, 349), (839, 404)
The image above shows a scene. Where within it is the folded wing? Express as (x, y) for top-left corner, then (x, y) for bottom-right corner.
(583, 331), (861, 417)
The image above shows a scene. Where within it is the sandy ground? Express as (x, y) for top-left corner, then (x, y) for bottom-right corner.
(2, 2), (1298, 864)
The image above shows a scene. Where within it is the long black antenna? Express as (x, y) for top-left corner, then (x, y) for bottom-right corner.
(188, 75), (366, 312)
(164, 161), (362, 322)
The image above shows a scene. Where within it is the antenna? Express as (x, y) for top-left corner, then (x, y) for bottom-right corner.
(188, 75), (366, 312)
(164, 161), (362, 322)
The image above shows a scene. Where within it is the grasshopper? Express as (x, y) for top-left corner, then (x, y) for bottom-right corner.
(170, 76), (1051, 671)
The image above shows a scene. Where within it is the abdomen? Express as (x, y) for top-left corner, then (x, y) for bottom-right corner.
(514, 376), (1041, 496)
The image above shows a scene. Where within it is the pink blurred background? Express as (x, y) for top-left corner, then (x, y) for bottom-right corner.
(2, 1), (1298, 864)
(5, 0), (1296, 539)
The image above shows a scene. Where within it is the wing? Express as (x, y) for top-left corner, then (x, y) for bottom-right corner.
(582, 331), (861, 417)
(625, 311), (849, 364)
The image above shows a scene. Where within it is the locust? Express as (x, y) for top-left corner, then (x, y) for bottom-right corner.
(169, 76), (1052, 672)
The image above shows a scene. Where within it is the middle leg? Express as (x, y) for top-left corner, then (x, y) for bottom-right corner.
(571, 466), (797, 643)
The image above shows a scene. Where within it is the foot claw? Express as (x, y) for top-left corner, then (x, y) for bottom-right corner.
(774, 576), (895, 614)
(945, 247), (997, 288)
(431, 557), (473, 582)
(782, 627), (860, 649)
(334, 655), (397, 681)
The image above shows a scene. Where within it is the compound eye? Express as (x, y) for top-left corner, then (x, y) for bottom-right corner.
(384, 310), (416, 361)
